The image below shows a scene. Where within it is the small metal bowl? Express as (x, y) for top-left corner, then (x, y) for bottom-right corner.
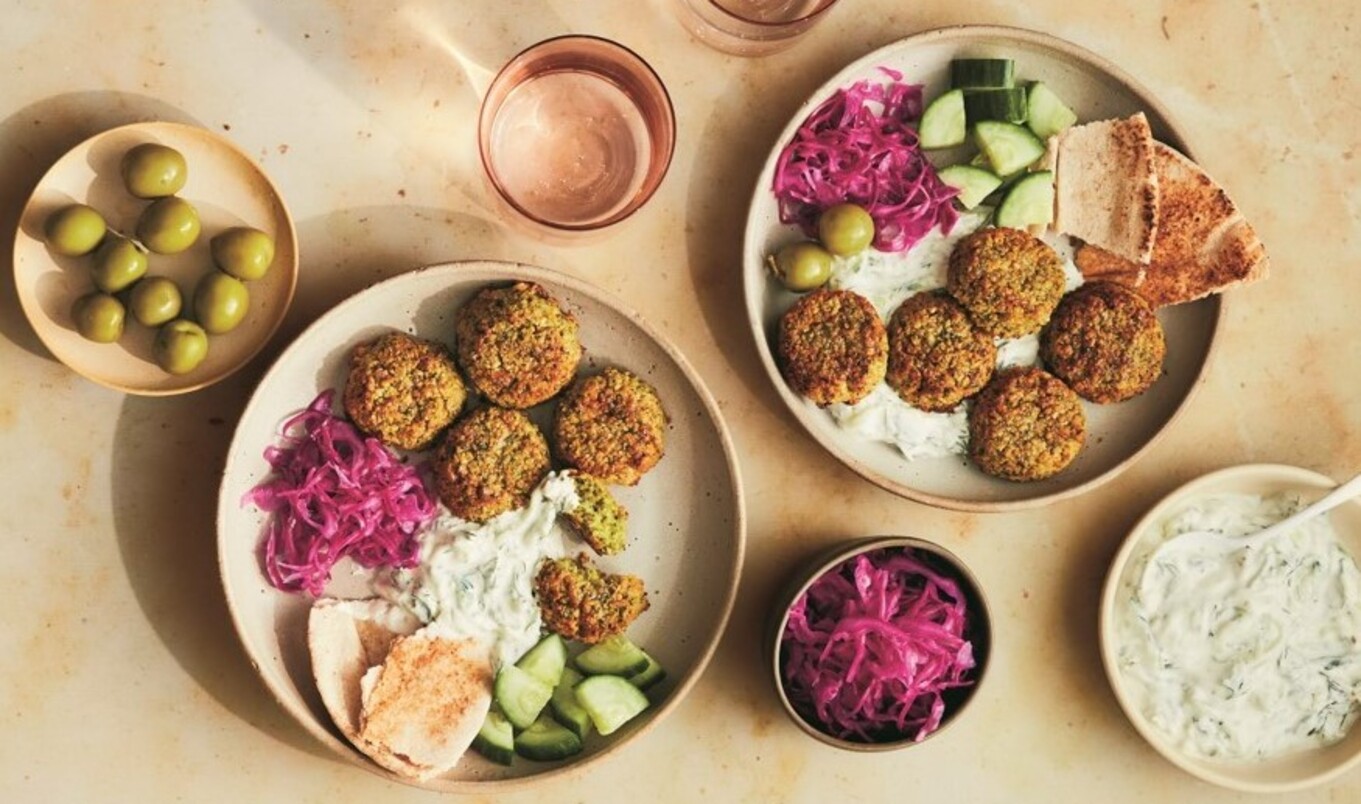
(767, 536), (992, 750)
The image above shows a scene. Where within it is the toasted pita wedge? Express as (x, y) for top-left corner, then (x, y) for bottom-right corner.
(1052, 113), (1159, 266)
(1073, 142), (1268, 306)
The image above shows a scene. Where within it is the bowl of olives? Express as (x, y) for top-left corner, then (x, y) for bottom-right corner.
(13, 121), (298, 395)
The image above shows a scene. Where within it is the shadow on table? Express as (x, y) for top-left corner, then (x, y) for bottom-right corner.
(110, 203), (507, 759)
(0, 92), (197, 360)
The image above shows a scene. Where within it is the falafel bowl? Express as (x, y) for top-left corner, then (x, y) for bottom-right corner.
(216, 262), (744, 790)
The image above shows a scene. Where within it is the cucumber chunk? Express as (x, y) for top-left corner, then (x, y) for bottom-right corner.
(575, 675), (650, 736)
(996, 171), (1055, 229)
(937, 164), (1004, 210)
(550, 667), (594, 739)
(575, 635), (649, 676)
(472, 708), (515, 766)
(515, 634), (567, 687)
(627, 652), (666, 692)
(514, 712), (583, 762)
(973, 121), (1046, 177)
(919, 89), (966, 149)
(950, 58), (1015, 89)
(964, 87), (1027, 125)
(1026, 82), (1078, 140)
(494, 664), (553, 730)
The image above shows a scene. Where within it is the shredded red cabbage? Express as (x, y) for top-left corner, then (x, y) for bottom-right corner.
(781, 548), (976, 742)
(244, 390), (436, 596)
(773, 71), (960, 252)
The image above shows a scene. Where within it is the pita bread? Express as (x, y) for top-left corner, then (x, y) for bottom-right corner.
(1074, 142), (1268, 307)
(1052, 113), (1159, 266)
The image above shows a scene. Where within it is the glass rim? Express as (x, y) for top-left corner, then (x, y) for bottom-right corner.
(477, 34), (676, 232)
(704, 0), (840, 28)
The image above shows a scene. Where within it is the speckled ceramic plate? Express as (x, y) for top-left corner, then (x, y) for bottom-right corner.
(1100, 464), (1361, 793)
(13, 121), (297, 395)
(743, 26), (1221, 511)
(216, 262), (744, 791)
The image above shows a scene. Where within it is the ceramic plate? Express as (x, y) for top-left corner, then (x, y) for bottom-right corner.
(13, 121), (297, 395)
(216, 262), (745, 791)
(1099, 464), (1361, 792)
(743, 26), (1221, 511)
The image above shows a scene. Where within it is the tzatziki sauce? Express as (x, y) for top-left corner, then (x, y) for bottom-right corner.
(1115, 492), (1361, 761)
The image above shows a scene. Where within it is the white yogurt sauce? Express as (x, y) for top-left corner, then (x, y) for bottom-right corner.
(1115, 492), (1361, 761)
(824, 215), (1085, 461)
(375, 471), (580, 670)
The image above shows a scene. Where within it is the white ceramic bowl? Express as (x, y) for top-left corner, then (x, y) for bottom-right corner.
(1100, 463), (1361, 792)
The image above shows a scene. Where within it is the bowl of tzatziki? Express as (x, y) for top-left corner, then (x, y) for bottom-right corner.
(1100, 464), (1361, 792)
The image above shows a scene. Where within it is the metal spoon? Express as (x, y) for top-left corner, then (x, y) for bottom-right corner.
(1163, 472), (1361, 556)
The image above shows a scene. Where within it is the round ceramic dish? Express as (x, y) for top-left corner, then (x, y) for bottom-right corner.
(742, 25), (1221, 511)
(1100, 464), (1361, 793)
(216, 262), (745, 791)
(767, 536), (991, 750)
(13, 121), (298, 395)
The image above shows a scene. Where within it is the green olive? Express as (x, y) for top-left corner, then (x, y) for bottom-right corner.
(137, 196), (200, 254)
(193, 271), (249, 334)
(817, 203), (875, 256)
(44, 204), (107, 256)
(128, 276), (183, 327)
(211, 227), (275, 281)
(154, 319), (209, 375)
(769, 241), (833, 292)
(122, 143), (187, 198)
(90, 236), (148, 293)
(71, 292), (125, 343)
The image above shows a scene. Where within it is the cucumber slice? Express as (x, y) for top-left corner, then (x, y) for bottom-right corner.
(973, 121), (1046, 177)
(918, 89), (966, 149)
(549, 667), (594, 739)
(575, 635), (649, 676)
(963, 87), (1027, 125)
(494, 664), (553, 730)
(514, 712), (583, 762)
(937, 164), (1004, 210)
(627, 652), (666, 691)
(996, 171), (1055, 229)
(575, 675), (650, 736)
(950, 58), (1014, 89)
(471, 708), (515, 766)
(515, 634), (567, 687)
(1026, 82), (1078, 140)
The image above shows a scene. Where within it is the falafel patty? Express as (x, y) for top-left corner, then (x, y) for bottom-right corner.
(553, 368), (666, 487)
(968, 367), (1085, 482)
(886, 291), (997, 412)
(455, 282), (583, 409)
(432, 406), (550, 522)
(777, 289), (888, 406)
(534, 554), (649, 644)
(342, 332), (467, 451)
(564, 472), (629, 556)
(947, 227), (1066, 338)
(1040, 282), (1166, 404)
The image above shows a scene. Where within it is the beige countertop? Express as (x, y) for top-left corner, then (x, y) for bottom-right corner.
(2, 1), (1358, 801)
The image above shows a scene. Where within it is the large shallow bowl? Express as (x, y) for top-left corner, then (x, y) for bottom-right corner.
(1100, 464), (1361, 793)
(743, 25), (1221, 511)
(13, 121), (298, 395)
(216, 261), (745, 791)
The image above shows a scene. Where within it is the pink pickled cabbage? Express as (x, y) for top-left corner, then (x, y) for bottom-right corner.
(244, 390), (436, 596)
(780, 547), (976, 742)
(773, 69), (959, 252)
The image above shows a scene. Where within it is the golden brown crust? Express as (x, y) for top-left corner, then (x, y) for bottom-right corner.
(777, 289), (888, 406)
(968, 367), (1085, 482)
(432, 406), (550, 522)
(885, 291), (996, 412)
(562, 472), (628, 556)
(455, 282), (583, 409)
(343, 332), (466, 451)
(534, 554), (649, 644)
(553, 368), (667, 487)
(1041, 282), (1166, 403)
(947, 227), (1066, 338)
